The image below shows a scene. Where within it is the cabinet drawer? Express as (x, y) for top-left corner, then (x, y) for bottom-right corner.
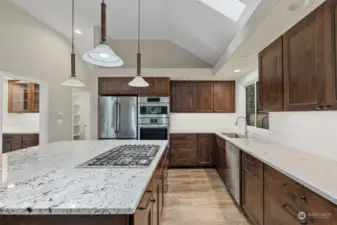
(216, 136), (226, 148)
(3, 134), (22, 141)
(265, 165), (337, 224)
(242, 152), (263, 181)
(22, 134), (39, 141)
(170, 134), (197, 148)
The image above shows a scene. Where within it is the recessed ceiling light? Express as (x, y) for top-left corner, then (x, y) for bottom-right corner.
(288, 0), (312, 11)
(234, 69), (241, 73)
(74, 29), (82, 34)
(240, 53), (251, 58)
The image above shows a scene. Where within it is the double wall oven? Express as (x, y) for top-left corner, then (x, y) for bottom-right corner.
(138, 97), (170, 141)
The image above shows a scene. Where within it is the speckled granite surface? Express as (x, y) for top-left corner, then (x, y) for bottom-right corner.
(0, 140), (168, 215)
(215, 133), (337, 205)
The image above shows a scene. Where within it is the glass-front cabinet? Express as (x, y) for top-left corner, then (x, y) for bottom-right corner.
(8, 81), (40, 113)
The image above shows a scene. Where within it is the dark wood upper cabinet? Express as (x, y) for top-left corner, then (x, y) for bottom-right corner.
(137, 77), (170, 96)
(171, 81), (235, 113)
(259, 37), (283, 111)
(283, 6), (325, 111)
(324, 0), (337, 110)
(98, 77), (137, 95)
(170, 82), (195, 112)
(197, 134), (214, 165)
(8, 81), (39, 113)
(194, 82), (213, 112)
(213, 81), (235, 113)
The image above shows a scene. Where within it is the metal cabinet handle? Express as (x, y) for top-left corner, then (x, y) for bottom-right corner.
(281, 183), (287, 187)
(245, 158), (256, 165)
(316, 105), (323, 110)
(281, 204), (307, 224)
(244, 167), (256, 177)
(292, 192), (306, 200)
(118, 102), (121, 132)
(137, 191), (153, 210)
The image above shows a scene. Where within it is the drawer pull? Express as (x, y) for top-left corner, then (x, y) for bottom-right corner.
(245, 158), (256, 165)
(281, 204), (307, 224)
(244, 167), (256, 177)
(137, 191), (153, 210)
(292, 192), (306, 200)
(157, 175), (164, 180)
(281, 183), (287, 187)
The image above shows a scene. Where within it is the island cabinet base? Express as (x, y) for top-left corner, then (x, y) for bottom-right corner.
(0, 215), (129, 225)
(1, 148), (169, 225)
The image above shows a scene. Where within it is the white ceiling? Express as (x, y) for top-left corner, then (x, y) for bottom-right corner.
(11, 0), (263, 65)
(214, 0), (327, 79)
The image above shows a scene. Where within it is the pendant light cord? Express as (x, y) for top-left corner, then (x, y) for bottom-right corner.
(72, 0), (75, 54)
(138, 0), (140, 54)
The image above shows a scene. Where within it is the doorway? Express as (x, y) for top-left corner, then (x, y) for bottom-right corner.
(0, 71), (48, 154)
(72, 88), (90, 140)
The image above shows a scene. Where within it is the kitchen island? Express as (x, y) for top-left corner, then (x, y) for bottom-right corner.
(0, 140), (169, 225)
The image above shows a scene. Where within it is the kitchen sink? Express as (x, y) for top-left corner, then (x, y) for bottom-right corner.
(221, 133), (245, 138)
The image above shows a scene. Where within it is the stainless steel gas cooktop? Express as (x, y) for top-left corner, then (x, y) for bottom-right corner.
(77, 144), (160, 168)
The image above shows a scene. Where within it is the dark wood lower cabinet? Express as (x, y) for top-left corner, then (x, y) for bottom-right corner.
(170, 134), (214, 167)
(242, 152), (263, 225)
(3, 133), (39, 153)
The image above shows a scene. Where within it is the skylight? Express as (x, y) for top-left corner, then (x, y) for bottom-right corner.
(199, 0), (247, 22)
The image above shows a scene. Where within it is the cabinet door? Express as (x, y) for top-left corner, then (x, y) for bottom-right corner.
(154, 78), (170, 96)
(170, 134), (197, 166)
(283, 6), (325, 111)
(120, 78), (138, 95)
(259, 37), (284, 111)
(194, 82), (213, 112)
(197, 134), (213, 165)
(3, 142), (11, 153)
(31, 83), (40, 112)
(98, 78), (122, 95)
(138, 78), (155, 96)
(8, 81), (30, 112)
(170, 82), (194, 112)
(152, 182), (159, 225)
(324, 1), (337, 110)
(22, 141), (38, 149)
(213, 82), (235, 112)
(264, 188), (300, 225)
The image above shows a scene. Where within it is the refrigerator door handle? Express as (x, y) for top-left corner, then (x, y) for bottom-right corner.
(115, 101), (118, 133)
(118, 102), (121, 132)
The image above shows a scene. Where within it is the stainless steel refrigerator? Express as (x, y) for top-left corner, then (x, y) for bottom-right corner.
(99, 96), (137, 139)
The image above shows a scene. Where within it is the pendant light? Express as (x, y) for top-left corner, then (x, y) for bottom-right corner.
(82, 0), (123, 67)
(62, 0), (85, 87)
(129, 0), (149, 87)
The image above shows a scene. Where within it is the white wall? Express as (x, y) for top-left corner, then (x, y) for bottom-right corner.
(236, 70), (337, 162)
(2, 80), (39, 133)
(0, 0), (95, 142)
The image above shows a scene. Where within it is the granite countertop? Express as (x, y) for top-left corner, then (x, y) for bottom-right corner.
(215, 133), (337, 205)
(0, 140), (168, 215)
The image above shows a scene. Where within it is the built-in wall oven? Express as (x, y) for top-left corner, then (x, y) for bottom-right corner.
(138, 97), (169, 118)
(138, 97), (170, 141)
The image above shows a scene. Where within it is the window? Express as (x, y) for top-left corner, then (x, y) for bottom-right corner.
(199, 0), (246, 22)
(245, 82), (269, 129)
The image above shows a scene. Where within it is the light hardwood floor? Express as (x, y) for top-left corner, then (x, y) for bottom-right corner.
(161, 169), (250, 225)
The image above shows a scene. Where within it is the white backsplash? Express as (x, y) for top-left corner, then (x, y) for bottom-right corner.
(170, 113), (237, 133)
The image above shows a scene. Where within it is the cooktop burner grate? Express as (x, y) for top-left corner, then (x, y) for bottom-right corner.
(77, 144), (160, 168)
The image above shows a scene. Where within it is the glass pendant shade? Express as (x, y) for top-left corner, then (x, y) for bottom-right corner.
(62, 75), (85, 87)
(82, 41), (124, 67)
(128, 75), (149, 87)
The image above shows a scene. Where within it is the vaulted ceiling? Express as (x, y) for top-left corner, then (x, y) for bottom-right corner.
(11, 0), (262, 65)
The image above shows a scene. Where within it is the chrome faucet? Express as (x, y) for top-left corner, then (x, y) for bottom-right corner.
(235, 116), (248, 138)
